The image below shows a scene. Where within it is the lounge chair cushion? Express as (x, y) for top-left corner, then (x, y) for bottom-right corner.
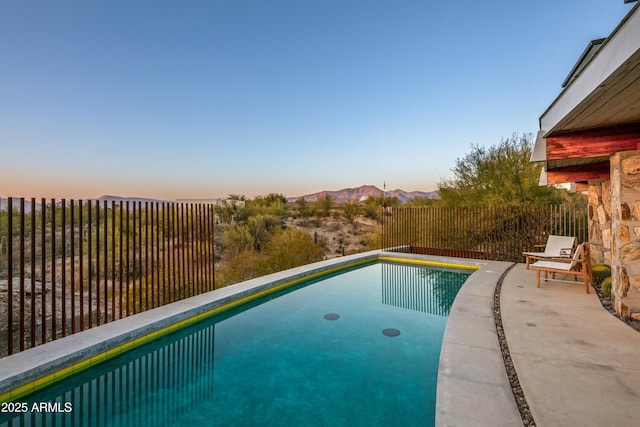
(529, 243), (590, 293)
(523, 235), (577, 268)
(528, 260), (573, 271)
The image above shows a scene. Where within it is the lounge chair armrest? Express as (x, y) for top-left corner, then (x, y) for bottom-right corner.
(548, 256), (573, 263)
(559, 248), (573, 257)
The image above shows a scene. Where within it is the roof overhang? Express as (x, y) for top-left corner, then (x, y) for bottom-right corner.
(535, 3), (640, 185)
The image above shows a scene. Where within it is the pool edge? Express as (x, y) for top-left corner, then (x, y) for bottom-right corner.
(435, 260), (522, 426)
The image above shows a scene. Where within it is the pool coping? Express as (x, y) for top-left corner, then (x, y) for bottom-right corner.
(0, 250), (511, 421)
(435, 259), (522, 426)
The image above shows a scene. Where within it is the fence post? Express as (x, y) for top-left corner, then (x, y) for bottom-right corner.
(7, 198), (13, 354)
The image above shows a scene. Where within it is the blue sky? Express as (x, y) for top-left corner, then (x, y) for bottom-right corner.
(0, 0), (635, 200)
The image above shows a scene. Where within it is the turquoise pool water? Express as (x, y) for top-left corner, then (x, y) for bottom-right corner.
(0, 261), (470, 427)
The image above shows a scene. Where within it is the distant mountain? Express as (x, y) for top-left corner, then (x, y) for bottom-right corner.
(0, 199), (83, 211)
(0, 196), (170, 212)
(385, 188), (439, 202)
(0, 198), (40, 212)
(97, 195), (168, 205)
(288, 185), (438, 204)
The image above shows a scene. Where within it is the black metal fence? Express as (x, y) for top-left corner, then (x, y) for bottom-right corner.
(382, 204), (588, 262)
(0, 198), (215, 356)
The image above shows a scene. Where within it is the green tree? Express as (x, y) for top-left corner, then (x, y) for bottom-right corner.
(293, 198), (312, 219)
(342, 200), (360, 224)
(362, 195), (401, 222)
(247, 214), (281, 251)
(406, 196), (435, 207)
(250, 193), (288, 217)
(217, 194), (247, 224)
(437, 133), (572, 206)
(314, 194), (334, 217)
(382, 196), (401, 208)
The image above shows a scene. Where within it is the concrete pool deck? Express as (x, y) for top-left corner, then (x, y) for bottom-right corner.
(437, 262), (640, 426)
(501, 264), (640, 426)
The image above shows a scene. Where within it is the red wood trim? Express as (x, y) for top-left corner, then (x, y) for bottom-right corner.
(546, 123), (640, 161)
(575, 183), (589, 192)
(546, 161), (610, 184)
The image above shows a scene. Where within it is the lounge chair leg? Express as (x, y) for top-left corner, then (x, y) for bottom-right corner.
(583, 270), (589, 294)
(536, 271), (540, 288)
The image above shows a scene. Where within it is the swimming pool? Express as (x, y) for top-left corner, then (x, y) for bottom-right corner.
(0, 260), (472, 426)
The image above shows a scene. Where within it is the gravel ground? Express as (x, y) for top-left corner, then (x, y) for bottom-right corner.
(493, 263), (536, 426)
(592, 281), (640, 333)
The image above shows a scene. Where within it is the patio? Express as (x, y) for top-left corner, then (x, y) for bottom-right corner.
(437, 262), (640, 426)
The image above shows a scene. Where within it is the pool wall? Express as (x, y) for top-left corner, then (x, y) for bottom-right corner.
(0, 250), (483, 403)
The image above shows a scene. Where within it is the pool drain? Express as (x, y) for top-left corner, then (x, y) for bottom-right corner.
(324, 313), (340, 320)
(382, 328), (400, 337)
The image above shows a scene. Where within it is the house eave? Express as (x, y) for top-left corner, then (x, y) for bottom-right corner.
(533, 3), (640, 185)
(539, 2), (640, 135)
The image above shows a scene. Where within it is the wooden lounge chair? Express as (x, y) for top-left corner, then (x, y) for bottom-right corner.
(523, 235), (577, 269)
(529, 243), (591, 293)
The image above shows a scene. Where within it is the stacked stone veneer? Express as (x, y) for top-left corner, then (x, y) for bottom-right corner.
(589, 150), (640, 318)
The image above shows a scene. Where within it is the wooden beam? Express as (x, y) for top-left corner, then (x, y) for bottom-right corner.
(575, 183), (589, 192)
(546, 161), (610, 184)
(546, 123), (640, 161)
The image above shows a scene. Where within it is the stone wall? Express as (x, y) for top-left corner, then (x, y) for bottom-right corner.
(588, 179), (611, 265)
(608, 151), (640, 318)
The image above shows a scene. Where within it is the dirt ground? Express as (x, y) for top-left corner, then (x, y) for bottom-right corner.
(284, 215), (378, 258)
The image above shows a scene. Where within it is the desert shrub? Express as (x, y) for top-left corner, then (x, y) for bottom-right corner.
(327, 222), (342, 232)
(222, 224), (253, 258)
(360, 227), (382, 251)
(601, 277), (612, 298)
(216, 250), (265, 287)
(261, 228), (325, 272)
